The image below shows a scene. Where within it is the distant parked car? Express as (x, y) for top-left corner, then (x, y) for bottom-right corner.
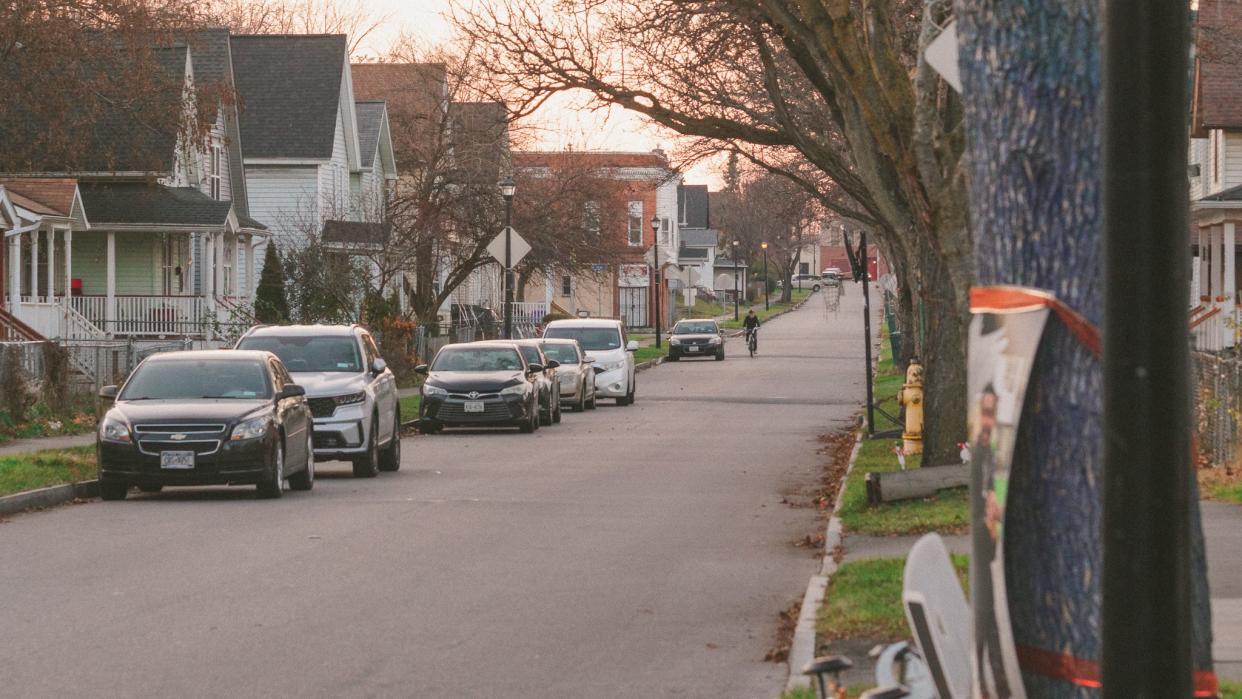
(235, 324), (401, 478)
(668, 319), (725, 361)
(822, 270), (842, 287)
(415, 342), (544, 433)
(96, 350), (314, 500)
(539, 338), (598, 411)
(498, 339), (562, 425)
(543, 318), (639, 406)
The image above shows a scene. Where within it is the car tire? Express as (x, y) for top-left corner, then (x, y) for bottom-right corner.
(540, 393), (553, 426)
(378, 412), (401, 472)
(519, 398), (538, 433)
(813, 284), (821, 291)
(257, 440), (285, 499)
(576, 384), (587, 412)
(289, 432), (315, 491)
(99, 480), (128, 501)
(669, 353), (679, 361)
(137, 484), (163, 494)
(352, 420), (380, 478)
(586, 391), (597, 410)
(553, 395), (562, 424)
(715, 350), (725, 361)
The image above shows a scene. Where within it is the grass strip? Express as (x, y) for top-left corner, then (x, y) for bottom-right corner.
(398, 394), (422, 421)
(817, 555), (969, 643)
(0, 446), (97, 497)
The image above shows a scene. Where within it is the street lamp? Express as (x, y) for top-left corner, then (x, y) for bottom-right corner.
(650, 214), (661, 348)
(761, 242), (769, 310)
(499, 175), (516, 339)
(732, 239), (740, 321)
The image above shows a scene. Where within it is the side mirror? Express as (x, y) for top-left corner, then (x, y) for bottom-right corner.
(414, 364), (429, 375)
(279, 384), (306, 399)
(545, 359), (560, 369)
(99, 385), (119, 400)
(526, 363), (544, 373)
(626, 341), (639, 352)
(583, 356), (596, 364)
(371, 357), (387, 375)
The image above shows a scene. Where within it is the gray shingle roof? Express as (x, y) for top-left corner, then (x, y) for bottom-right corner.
(680, 227), (719, 247)
(79, 182), (233, 227)
(678, 185), (710, 228)
(1200, 183), (1242, 201)
(322, 219), (390, 247)
(355, 101), (386, 169)
(186, 28), (251, 218)
(677, 246), (709, 261)
(230, 35), (346, 160)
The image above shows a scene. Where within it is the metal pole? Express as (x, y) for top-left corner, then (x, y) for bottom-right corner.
(503, 195), (513, 340)
(861, 232), (874, 436)
(1101, 1), (1192, 695)
(733, 256), (739, 321)
(653, 241), (661, 348)
(763, 247), (770, 310)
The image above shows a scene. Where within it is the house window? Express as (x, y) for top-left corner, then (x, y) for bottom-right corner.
(584, 201), (601, 237)
(661, 218), (671, 245)
(627, 201), (643, 246)
(561, 274), (572, 297)
(222, 240), (234, 296)
(209, 144), (222, 200)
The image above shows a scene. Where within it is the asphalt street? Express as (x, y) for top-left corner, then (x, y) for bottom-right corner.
(0, 289), (871, 699)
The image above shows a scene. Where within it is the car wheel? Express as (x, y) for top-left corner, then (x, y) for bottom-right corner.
(257, 440), (285, 499)
(137, 484), (163, 494)
(586, 390), (597, 410)
(540, 393), (553, 426)
(99, 480), (128, 501)
(519, 398), (538, 433)
(669, 353), (679, 361)
(813, 284), (821, 291)
(378, 411), (401, 472)
(715, 350), (725, 361)
(576, 383), (587, 412)
(352, 419), (380, 478)
(289, 432), (315, 491)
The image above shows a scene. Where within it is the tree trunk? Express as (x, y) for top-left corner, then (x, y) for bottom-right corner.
(916, 234), (967, 467)
(955, 1), (1213, 694)
(515, 266), (533, 303)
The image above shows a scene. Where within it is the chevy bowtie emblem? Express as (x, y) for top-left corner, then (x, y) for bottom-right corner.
(171, 433), (188, 441)
(468, 392), (480, 399)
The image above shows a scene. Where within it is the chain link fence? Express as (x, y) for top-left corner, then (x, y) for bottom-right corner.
(1194, 351), (1242, 468)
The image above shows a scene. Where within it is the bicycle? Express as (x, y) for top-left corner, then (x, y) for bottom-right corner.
(745, 327), (758, 357)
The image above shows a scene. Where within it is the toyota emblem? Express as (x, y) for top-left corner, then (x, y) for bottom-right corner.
(468, 391), (480, 399)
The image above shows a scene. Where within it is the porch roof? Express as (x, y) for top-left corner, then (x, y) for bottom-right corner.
(79, 182), (233, 228)
(681, 227), (719, 247)
(677, 245), (709, 261)
(322, 219), (389, 248)
(0, 177), (78, 217)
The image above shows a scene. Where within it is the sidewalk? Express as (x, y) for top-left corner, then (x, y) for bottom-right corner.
(0, 433), (94, 458)
(1204, 500), (1242, 682)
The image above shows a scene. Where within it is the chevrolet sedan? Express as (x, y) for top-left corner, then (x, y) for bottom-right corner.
(96, 350), (314, 500)
(668, 319), (725, 361)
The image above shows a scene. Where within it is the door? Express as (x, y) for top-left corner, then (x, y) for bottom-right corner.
(619, 287), (648, 328)
(362, 332), (396, 444)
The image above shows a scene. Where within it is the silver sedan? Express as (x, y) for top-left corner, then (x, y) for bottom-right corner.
(539, 338), (598, 412)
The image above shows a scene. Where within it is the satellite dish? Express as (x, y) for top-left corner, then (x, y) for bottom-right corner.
(879, 273), (898, 294)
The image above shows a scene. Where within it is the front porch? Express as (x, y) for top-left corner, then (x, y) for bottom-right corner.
(1191, 189), (1242, 352)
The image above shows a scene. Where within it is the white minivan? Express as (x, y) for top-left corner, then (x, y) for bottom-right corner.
(542, 318), (639, 406)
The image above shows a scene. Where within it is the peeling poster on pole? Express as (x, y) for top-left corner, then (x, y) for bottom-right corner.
(968, 288), (1050, 699)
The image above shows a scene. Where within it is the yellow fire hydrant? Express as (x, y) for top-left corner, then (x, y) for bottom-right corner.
(897, 358), (924, 455)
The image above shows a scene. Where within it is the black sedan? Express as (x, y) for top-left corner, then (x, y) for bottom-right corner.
(415, 343), (543, 433)
(96, 350), (314, 500)
(668, 319), (725, 361)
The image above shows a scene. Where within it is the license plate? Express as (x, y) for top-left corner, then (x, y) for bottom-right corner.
(464, 401), (485, 413)
(688, 346), (700, 352)
(160, 451), (195, 469)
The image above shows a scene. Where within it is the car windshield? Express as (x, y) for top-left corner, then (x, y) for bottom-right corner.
(673, 321), (718, 334)
(544, 327), (622, 351)
(432, 347), (524, 372)
(540, 343), (580, 364)
(237, 335), (361, 373)
(121, 359), (271, 400)
(516, 345), (543, 366)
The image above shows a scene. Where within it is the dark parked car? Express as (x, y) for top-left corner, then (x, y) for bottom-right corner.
(415, 342), (544, 433)
(508, 339), (563, 425)
(96, 350), (314, 500)
(668, 319), (725, 361)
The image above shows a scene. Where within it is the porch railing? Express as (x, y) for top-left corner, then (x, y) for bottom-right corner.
(70, 295), (208, 338)
(509, 301), (549, 325)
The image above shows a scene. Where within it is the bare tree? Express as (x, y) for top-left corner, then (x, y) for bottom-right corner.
(207, 0), (390, 56)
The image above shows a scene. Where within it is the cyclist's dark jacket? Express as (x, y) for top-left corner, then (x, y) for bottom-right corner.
(743, 315), (760, 330)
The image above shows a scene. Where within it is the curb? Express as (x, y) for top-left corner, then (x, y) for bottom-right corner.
(0, 479), (98, 517)
(786, 431), (863, 692)
(635, 356), (665, 373)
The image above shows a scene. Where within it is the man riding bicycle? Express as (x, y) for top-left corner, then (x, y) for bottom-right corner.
(742, 310), (760, 353)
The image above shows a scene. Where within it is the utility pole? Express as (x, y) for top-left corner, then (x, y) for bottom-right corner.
(762, 242), (769, 310)
(1101, 1), (1192, 694)
(650, 215), (661, 347)
(732, 239), (740, 321)
(500, 176), (515, 339)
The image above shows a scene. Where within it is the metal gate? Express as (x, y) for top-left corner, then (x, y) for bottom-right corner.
(619, 287), (649, 328)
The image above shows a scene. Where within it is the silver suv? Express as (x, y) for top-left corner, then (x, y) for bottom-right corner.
(235, 324), (401, 477)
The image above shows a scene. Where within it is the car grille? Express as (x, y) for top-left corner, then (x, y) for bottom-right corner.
(435, 400), (512, 422)
(308, 397), (336, 418)
(446, 392), (500, 400)
(133, 423), (226, 434)
(677, 338), (712, 346)
(137, 439), (221, 456)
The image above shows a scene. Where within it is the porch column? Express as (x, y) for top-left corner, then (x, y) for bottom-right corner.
(214, 232), (224, 302)
(7, 232), (19, 310)
(1227, 222), (1237, 304)
(1200, 227), (1208, 299)
(235, 236), (245, 298)
(245, 237), (255, 298)
(29, 228), (38, 301)
(203, 231), (215, 306)
(64, 228), (72, 302)
(45, 227), (55, 298)
(105, 231), (116, 332)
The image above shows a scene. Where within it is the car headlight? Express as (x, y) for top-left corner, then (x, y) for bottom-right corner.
(500, 384), (528, 396)
(334, 391), (366, 406)
(231, 414), (271, 441)
(423, 385), (448, 397)
(598, 359), (625, 372)
(669, 337), (681, 345)
(100, 415), (131, 443)
(707, 336), (721, 344)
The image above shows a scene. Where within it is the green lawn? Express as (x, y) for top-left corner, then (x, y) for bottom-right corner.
(632, 344), (669, 364)
(835, 325), (969, 536)
(0, 400), (97, 447)
(398, 394), (421, 421)
(817, 554), (969, 643)
(1222, 680), (1242, 699)
(0, 446), (97, 497)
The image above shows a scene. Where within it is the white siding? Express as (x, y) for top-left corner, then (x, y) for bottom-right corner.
(656, 176), (681, 263)
(1224, 131), (1242, 191)
(320, 106), (350, 220)
(1190, 137), (1209, 201)
(245, 167), (320, 247)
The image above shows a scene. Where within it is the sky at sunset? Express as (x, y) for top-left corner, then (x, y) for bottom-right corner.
(355, 0), (722, 186)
